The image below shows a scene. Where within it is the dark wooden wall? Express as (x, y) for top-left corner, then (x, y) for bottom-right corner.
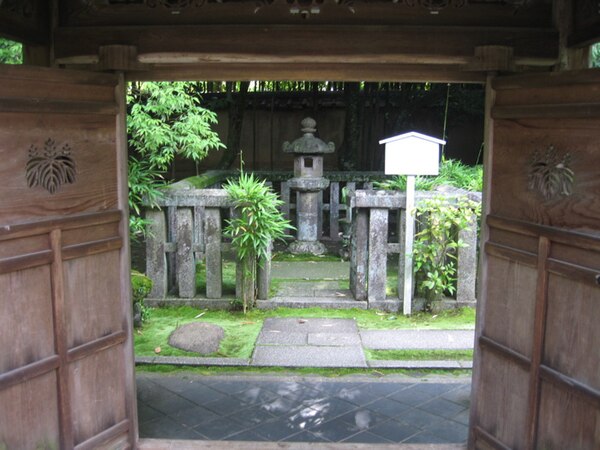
(0, 66), (135, 450)
(470, 70), (600, 450)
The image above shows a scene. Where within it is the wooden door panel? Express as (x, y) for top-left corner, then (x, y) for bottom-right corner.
(0, 372), (61, 450)
(491, 118), (600, 228)
(0, 267), (55, 373)
(470, 71), (600, 450)
(483, 256), (536, 357)
(475, 350), (530, 449)
(544, 275), (599, 388)
(537, 382), (599, 450)
(0, 112), (118, 223)
(0, 66), (135, 449)
(69, 351), (128, 446)
(64, 252), (123, 348)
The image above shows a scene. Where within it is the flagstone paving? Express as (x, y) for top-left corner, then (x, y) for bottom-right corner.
(137, 374), (471, 444)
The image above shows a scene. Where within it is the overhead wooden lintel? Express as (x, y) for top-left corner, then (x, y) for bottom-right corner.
(95, 45), (149, 72)
(465, 46), (516, 73)
(121, 62), (486, 83)
(53, 25), (559, 66)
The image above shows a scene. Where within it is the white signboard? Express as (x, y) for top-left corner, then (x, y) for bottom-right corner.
(379, 131), (445, 315)
(380, 132), (445, 176)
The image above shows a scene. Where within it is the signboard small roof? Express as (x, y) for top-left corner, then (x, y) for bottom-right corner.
(379, 131), (446, 146)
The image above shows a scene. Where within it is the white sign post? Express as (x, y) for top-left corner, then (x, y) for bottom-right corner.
(379, 132), (445, 315)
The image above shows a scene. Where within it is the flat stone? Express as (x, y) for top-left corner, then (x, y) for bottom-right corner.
(252, 345), (367, 368)
(168, 322), (225, 355)
(308, 332), (362, 346)
(360, 329), (475, 350)
(135, 356), (249, 366)
(257, 331), (307, 345)
(368, 360), (473, 369)
(261, 318), (358, 334)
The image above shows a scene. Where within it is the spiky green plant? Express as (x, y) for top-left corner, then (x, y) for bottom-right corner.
(224, 170), (293, 313)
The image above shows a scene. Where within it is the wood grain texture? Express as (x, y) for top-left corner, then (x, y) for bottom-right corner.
(53, 25), (558, 63)
(63, 251), (122, 349)
(129, 62), (487, 84)
(0, 112), (118, 224)
(68, 349), (128, 446)
(474, 349), (530, 449)
(490, 118), (600, 229)
(0, 266), (55, 373)
(544, 273), (600, 390)
(482, 255), (537, 358)
(536, 381), (600, 449)
(0, 372), (60, 450)
(0, 66), (132, 449)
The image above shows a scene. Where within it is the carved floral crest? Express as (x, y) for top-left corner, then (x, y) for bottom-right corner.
(26, 139), (77, 194)
(528, 146), (573, 202)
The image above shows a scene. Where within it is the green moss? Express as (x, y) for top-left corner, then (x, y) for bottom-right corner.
(196, 260), (237, 295)
(131, 270), (153, 303)
(365, 349), (473, 361)
(136, 365), (471, 378)
(272, 252), (342, 262)
(177, 170), (228, 189)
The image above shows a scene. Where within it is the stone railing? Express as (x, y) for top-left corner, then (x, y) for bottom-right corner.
(145, 184), (271, 300)
(172, 170), (382, 241)
(348, 189), (481, 310)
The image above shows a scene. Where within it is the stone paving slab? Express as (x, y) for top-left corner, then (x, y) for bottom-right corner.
(139, 439), (467, 449)
(361, 330), (475, 350)
(137, 373), (471, 446)
(308, 332), (362, 346)
(262, 318), (359, 334)
(368, 360), (473, 369)
(136, 356), (250, 366)
(252, 345), (367, 367)
(258, 331), (308, 345)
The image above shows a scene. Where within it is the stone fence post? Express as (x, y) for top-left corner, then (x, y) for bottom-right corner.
(348, 189), (481, 311)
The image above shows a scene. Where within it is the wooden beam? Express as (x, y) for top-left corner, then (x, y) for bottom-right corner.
(53, 25), (559, 66)
(526, 236), (551, 450)
(125, 62), (486, 83)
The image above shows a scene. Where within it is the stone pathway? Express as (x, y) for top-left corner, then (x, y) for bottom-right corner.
(253, 318), (367, 367)
(137, 373), (471, 445)
(137, 318), (475, 369)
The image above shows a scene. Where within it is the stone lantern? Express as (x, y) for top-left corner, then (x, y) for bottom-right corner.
(283, 117), (335, 255)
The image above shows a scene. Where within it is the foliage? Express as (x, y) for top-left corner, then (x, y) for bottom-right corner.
(224, 170), (293, 313)
(127, 82), (224, 238)
(591, 43), (600, 68)
(131, 271), (153, 326)
(365, 349), (473, 361)
(375, 158), (483, 192)
(413, 196), (480, 305)
(0, 38), (22, 64)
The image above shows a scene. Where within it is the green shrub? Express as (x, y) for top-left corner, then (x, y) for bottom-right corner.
(224, 169), (293, 313)
(131, 270), (153, 326)
(376, 158), (483, 192)
(413, 196), (480, 306)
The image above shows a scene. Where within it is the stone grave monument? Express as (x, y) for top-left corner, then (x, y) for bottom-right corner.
(283, 117), (335, 255)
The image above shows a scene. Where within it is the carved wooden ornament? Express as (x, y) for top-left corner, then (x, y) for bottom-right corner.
(528, 146), (573, 202)
(26, 139), (77, 194)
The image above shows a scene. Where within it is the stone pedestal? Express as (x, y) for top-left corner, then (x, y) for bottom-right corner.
(283, 117), (335, 255)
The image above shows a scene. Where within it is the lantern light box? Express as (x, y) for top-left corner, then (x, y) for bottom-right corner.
(380, 132), (445, 176)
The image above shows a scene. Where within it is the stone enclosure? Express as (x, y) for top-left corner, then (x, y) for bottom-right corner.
(144, 181), (480, 311)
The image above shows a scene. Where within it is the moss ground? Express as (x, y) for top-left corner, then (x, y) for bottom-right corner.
(135, 306), (475, 359)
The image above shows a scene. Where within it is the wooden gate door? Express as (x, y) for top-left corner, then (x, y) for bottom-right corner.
(0, 65), (136, 449)
(470, 70), (600, 449)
